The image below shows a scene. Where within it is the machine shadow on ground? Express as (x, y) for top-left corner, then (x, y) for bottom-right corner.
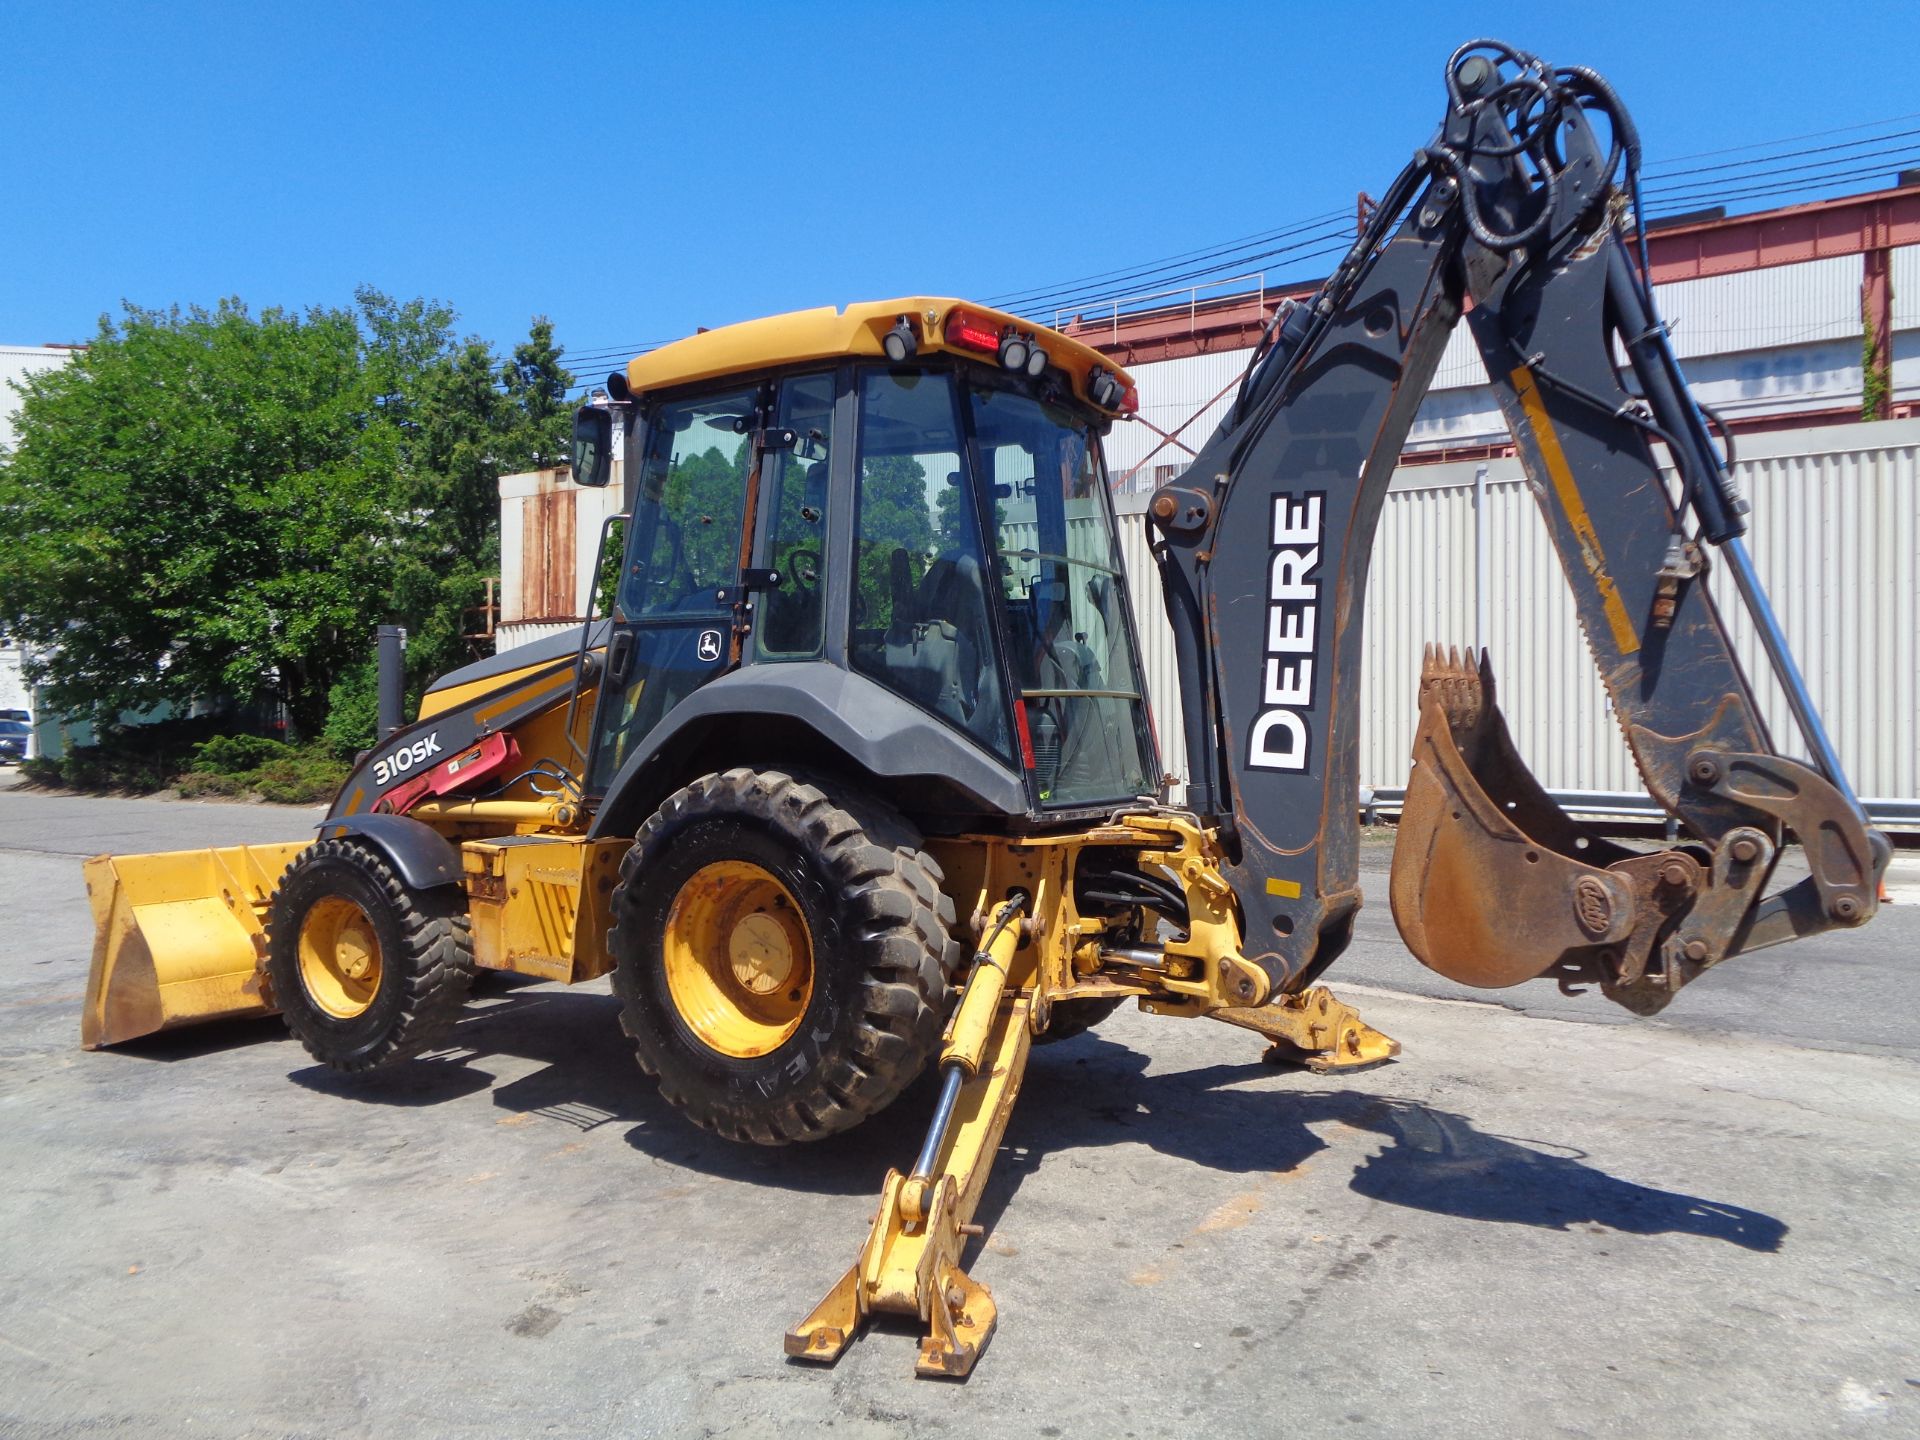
(272, 986), (1785, 1252)
(283, 982), (940, 1197)
(999, 1037), (1788, 1252)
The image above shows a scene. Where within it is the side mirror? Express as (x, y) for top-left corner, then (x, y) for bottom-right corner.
(571, 407), (613, 489)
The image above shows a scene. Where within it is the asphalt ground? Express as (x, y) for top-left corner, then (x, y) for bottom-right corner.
(2, 782), (1917, 1438)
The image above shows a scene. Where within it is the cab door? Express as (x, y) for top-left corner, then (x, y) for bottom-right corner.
(585, 385), (762, 792)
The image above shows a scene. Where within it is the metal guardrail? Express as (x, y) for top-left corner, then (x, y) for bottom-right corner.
(1055, 273), (1268, 344)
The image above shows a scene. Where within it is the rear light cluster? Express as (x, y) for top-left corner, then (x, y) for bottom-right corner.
(940, 307), (1134, 411)
(944, 307), (1003, 355)
(944, 307), (1051, 379)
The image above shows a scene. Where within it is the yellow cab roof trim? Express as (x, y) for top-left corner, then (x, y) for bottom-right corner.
(622, 297), (1135, 415)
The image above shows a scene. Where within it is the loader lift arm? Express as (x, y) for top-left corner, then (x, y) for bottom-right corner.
(1148, 39), (1889, 1011)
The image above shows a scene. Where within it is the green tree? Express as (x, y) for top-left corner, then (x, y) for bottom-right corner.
(389, 314), (573, 690)
(0, 291), (574, 740)
(503, 318), (572, 468)
(0, 297), (423, 735)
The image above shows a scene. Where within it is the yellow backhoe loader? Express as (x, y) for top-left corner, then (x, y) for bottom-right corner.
(81, 41), (1888, 1378)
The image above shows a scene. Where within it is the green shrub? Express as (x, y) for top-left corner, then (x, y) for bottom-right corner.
(176, 770), (250, 798)
(33, 718), (349, 805)
(249, 749), (350, 805)
(58, 740), (183, 792)
(18, 756), (63, 787)
(192, 733), (290, 775)
(31, 715), (231, 794)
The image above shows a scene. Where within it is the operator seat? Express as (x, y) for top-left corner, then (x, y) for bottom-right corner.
(879, 546), (1002, 753)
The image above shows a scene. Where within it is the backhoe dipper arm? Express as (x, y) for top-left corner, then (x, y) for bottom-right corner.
(1149, 41), (1888, 1009)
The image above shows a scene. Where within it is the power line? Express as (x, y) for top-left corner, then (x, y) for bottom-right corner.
(1015, 122), (1920, 322)
(996, 120), (1920, 327)
(994, 217), (1354, 317)
(1649, 158), (1919, 212)
(1644, 126), (1920, 183)
(1638, 110), (1920, 167)
(1643, 138), (1920, 196)
(561, 113), (1920, 362)
(1005, 224), (1354, 323)
(982, 207), (1347, 311)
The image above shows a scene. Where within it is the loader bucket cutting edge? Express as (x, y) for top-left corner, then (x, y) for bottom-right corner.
(80, 842), (310, 1049)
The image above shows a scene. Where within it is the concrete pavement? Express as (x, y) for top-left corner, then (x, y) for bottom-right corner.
(2, 784), (1916, 1438)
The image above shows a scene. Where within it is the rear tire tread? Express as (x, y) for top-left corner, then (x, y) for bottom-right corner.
(609, 767), (960, 1144)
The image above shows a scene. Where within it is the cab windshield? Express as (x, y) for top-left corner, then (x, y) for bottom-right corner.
(965, 381), (1154, 806)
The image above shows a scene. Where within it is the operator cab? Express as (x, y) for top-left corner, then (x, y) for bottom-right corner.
(571, 299), (1157, 826)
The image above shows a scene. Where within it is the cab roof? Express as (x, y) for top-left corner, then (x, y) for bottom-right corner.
(621, 298), (1135, 416)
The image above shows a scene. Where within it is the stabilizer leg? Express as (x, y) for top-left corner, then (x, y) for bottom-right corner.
(787, 904), (1031, 1379)
(1211, 987), (1400, 1071)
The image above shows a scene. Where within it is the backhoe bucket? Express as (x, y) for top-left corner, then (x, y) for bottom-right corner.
(1390, 648), (1688, 994)
(81, 842), (309, 1049)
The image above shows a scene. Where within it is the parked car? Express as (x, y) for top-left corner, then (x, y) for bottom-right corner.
(0, 718), (30, 764)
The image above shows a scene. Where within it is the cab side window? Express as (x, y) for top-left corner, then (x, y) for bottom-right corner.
(756, 374), (836, 658)
(618, 389), (756, 620)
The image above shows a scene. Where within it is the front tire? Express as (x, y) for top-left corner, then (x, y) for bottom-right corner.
(609, 768), (960, 1145)
(266, 839), (475, 1072)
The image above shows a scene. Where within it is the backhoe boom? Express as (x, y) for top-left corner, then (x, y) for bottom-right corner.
(1147, 39), (1888, 1011)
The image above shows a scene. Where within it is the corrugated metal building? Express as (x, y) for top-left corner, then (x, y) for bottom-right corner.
(1090, 189), (1919, 827)
(1114, 418), (1918, 827)
(1105, 234), (1920, 487)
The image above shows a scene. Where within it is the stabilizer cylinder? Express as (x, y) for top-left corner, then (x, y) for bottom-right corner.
(786, 905), (1030, 1378)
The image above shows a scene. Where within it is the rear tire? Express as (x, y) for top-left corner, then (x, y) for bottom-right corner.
(609, 768), (960, 1145)
(266, 839), (474, 1072)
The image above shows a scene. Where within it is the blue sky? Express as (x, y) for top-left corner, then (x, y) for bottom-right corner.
(4, 1), (1916, 379)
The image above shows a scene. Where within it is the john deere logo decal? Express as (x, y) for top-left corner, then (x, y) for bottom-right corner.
(696, 629), (724, 663)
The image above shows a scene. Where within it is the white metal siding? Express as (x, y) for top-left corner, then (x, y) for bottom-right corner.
(1104, 349), (1249, 488)
(494, 621), (585, 652)
(1429, 325), (1488, 392)
(1889, 244), (1920, 329)
(0, 344), (78, 451)
(1112, 505), (1185, 787)
(1120, 419), (1919, 813)
(1657, 254), (1862, 358)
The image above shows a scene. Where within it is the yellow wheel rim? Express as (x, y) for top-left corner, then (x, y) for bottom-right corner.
(297, 894), (384, 1019)
(662, 860), (814, 1058)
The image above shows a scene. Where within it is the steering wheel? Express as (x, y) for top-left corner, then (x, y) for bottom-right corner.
(784, 548), (822, 594)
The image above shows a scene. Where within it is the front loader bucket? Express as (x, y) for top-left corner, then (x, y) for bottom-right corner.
(1390, 648), (1694, 997)
(81, 842), (309, 1049)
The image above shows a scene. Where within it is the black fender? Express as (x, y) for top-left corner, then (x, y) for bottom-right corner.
(316, 813), (464, 891)
(588, 662), (1030, 839)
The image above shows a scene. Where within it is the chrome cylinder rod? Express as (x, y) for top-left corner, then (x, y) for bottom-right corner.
(912, 1066), (967, 1181)
(1720, 534), (1863, 817)
(908, 895), (1026, 1182)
